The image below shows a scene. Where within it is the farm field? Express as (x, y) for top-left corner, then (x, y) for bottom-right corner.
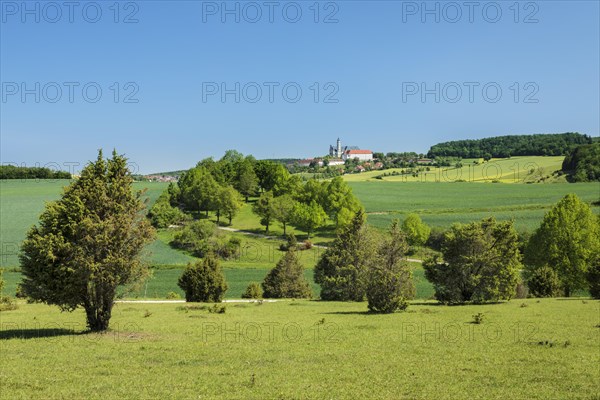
(0, 180), (170, 268)
(0, 298), (598, 399)
(342, 156), (566, 183)
(348, 181), (600, 232)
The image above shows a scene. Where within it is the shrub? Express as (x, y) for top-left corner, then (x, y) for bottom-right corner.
(208, 304), (226, 314)
(0, 269), (17, 311)
(262, 250), (312, 299)
(171, 220), (216, 254)
(366, 220), (412, 313)
(171, 221), (240, 260)
(241, 282), (263, 299)
(423, 218), (521, 304)
(0, 296), (17, 312)
(472, 313), (485, 324)
(302, 240), (313, 250)
(315, 211), (376, 301)
(524, 265), (563, 298)
(148, 193), (190, 228)
(212, 236), (241, 260)
(178, 254), (228, 302)
(166, 291), (181, 300)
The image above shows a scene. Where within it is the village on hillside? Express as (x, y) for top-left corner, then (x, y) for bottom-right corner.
(142, 137), (434, 181)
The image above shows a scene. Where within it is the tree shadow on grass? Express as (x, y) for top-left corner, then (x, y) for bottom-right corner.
(555, 297), (593, 301)
(410, 301), (507, 307)
(322, 311), (371, 315)
(0, 328), (80, 340)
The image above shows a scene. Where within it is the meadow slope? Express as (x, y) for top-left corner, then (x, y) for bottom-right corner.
(0, 299), (598, 399)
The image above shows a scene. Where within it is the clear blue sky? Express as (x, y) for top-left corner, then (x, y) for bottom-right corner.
(1, 0), (598, 173)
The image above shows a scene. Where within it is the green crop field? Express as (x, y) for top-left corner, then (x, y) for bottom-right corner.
(0, 298), (598, 399)
(342, 156), (566, 183)
(348, 181), (600, 232)
(0, 180), (170, 268)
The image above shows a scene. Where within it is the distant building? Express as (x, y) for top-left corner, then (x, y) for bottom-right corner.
(327, 158), (345, 166)
(145, 174), (178, 182)
(343, 149), (373, 161)
(329, 138), (347, 158)
(329, 138), (373, 161)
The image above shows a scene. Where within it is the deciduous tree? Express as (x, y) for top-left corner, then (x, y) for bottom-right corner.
(272, 194), (296, 236)
(291, 200), (327, 239)
(235, 158), (258, 202)
(524, 194), (600, 296)
(324, 177), (363, 228)
(402, 214), (431, 248)
(217, 185), (243, 225)
(178, 166), (220, 216)
(253, 191), (275, 233)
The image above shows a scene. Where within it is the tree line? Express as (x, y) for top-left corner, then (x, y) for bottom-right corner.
(0, 165), (71, 179)
(149, 150), (363, 240)
(427, 132), (592, 159)
(561, 142), (600, 182)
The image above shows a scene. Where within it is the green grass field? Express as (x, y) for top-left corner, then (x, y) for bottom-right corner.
(1, 298), (598, 399)
(348, 181), (600, 232)
(0, 180), (170, 267)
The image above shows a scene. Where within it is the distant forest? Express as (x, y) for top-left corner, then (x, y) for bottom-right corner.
(427, 133), (593, 159)
(0, 165), (71, 179)
(562, 142), (600, 182)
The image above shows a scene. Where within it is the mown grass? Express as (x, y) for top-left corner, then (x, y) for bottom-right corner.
(0, 298), (598, 399)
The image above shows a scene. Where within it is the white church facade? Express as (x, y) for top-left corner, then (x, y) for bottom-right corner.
(329, 138), (373, 161)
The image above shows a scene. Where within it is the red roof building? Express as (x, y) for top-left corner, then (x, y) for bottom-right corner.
(342, 149), (373, 161)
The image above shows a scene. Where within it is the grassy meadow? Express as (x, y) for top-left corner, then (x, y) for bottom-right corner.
(1, 298), (598, 399)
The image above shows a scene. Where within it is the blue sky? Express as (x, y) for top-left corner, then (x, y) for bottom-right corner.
(1, 0), (598, 173)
